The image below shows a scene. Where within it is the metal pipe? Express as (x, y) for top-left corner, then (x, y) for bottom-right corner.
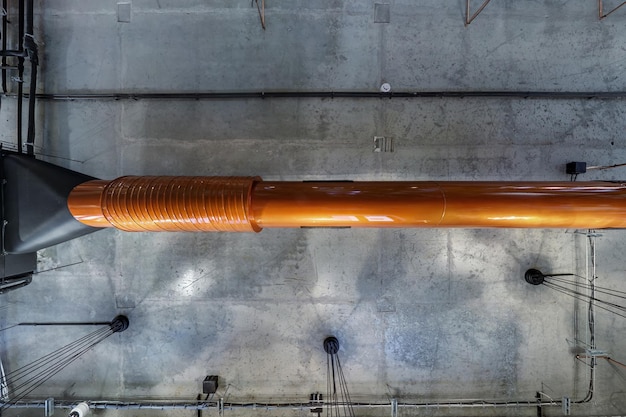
(24, 0), (31, 35)
(10, 90), (626, 101)
(0, 49), (28, 57)
(16, 0), (24, 153)
(0, 399), (562, 411)
(24, 0), (35, 155)
(1, 0), (7, 93)
(599, 0), (626, 19)
(68, 177), (626, 231)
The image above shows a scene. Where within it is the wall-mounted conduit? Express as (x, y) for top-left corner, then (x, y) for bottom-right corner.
(10, 90), (626, 101)
(0, 398), (565, 412)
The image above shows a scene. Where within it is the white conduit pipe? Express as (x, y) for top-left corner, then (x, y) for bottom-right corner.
(69, 402), (90, 417)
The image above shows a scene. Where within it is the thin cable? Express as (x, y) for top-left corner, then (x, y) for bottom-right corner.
(326, 353), (332, 417)
(546, 276), (626, 300)
(3, 330), (113, 409)
(587, 162), (626, 171)
(4, 327), (111, 380)
(6, 328), (112, 387)
(542, 283), (626, 320)
(3, 335), (112, 410)
(325, 344), (354, 417)
(336, 355), (355, 417)
(544, 282), (626, 315)
(3, 328), (113, 400)
(1, 322), (120, 411)
(606, 357), (626, 370)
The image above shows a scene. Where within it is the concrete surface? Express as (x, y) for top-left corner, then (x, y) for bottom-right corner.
(1, 1), (626, 416)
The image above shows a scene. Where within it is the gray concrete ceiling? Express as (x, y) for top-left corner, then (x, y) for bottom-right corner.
(2, 1), (626, 416)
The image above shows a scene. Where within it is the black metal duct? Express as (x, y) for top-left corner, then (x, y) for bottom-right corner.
(1, 152), (102, 255)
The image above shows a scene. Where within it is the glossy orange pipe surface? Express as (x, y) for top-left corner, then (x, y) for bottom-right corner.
(68, 177), (260, 232)
(68, 177), (626, 231)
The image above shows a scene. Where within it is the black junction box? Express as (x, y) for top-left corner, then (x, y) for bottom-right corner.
(566, 161), (587, 175)
(203, 375), (219, 394)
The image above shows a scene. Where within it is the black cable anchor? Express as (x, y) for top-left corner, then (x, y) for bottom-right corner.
(524, 269), (575, 286)
(524, 268), (626, 320)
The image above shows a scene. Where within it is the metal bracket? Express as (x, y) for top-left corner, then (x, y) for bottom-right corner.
(253, 0), (265, 29)
(374, 136), (394, 152)
(562, 397), (571, 416)
(45, 397), (55, 416)
(0, 272), (32, 294)
(586, 348), (609, 358)
(465, 0), (492, 25)
(599, 0), (626, 19)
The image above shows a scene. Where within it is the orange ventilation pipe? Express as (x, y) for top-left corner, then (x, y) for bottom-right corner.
(67, 176), (626, 231)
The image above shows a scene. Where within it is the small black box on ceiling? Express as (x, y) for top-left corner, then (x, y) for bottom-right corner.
(203, 375), (219, 394)
(566, 162), (587, 175)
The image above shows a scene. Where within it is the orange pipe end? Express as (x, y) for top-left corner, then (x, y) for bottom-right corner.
(67, 180), (111, 228)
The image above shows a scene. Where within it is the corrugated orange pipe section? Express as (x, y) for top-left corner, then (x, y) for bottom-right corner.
(68, 177), (260, 232)
(67, 177), (626, 231)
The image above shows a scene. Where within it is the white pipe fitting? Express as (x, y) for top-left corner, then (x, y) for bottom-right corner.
(69, 402), (90, 417)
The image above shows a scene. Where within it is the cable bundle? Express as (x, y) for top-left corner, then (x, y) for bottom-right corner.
(324, 337), (355, 417)
(0, 316), (128, 411)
